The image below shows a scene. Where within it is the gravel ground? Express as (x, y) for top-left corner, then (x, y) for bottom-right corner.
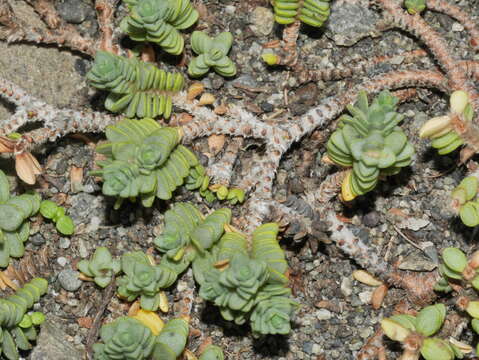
(1, 0), (479, 359)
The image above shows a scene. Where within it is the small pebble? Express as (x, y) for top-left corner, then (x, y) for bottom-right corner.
(59, 238), (71, 249)
(58, 269), (82, 292)
(30, 233), (46, 246)
(316, 309), (332, 320)
(57, 257), (69, 267)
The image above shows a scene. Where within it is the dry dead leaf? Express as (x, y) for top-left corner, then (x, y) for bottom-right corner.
(371, 284), (388, 310)
(208, 134), (225, 155)
(187, 82), (204, 100)
(77, 317), (93, 329)
(15, 151), (42, 185)
(199, 93), (215, 106)
(214, 103), (229, 115)
(70, 166), (84, 192)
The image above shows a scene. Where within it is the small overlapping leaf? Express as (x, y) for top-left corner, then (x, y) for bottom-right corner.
(404, 0), (426, 14)
(153, 318), (189, 359)
(120, 0), (198, 55)
(117, 251), (177, 311)
(87, 51), (184, 119)
(272, 0), (330, 27)
(420, 338), (455, 360)
(198, 345), (225, 360)
(93, 317), (156, 360)
(250, 296), (298, 336)
(39, 200), (75, 236)
(189, 31), (236, 78)
(415, 304), (446, 337)
(78, 247), (121, 288)
(326, 90), (414, 200)
(93, 119), (205, 207)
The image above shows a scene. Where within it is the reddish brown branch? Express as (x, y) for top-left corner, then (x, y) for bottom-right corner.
(377, 0), (474, 94)
(24, 0), (61, 29)
(95, 0), (119, 54)
(427, 0), (479, 50)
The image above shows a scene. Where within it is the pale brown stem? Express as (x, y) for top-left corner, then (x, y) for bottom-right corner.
(24, 0), (61, 29)
(95, 0), (119, 54)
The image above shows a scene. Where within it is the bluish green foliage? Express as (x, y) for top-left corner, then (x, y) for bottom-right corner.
(272, 0), (330, 27)
(0, 170), (41, 268)
(198, 345), (224, 360)
(451, 176), (479, 227)
(381, 304), (462, 360)
(77, 247), (121, 288)
(92, 118), (203, 208)
(154, 203), (231, 274)
(87, 51), (184, 119)
(404, 0), (426, 14)
(192, 222), (298, 336)
(39, 200), (75, 236)
(326, 90), (414, 199)
(0, 278), (48, 360)
(188, 31), (236, 78)
(434, 247), (479, 293)
(93, 317), (156, 360)
(120, 0), (198, 55)
(117, 251), (177, 311)
(93, 316), (192, 360)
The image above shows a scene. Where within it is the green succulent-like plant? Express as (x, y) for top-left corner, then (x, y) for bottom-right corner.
(434, 247), (479, 293)
(91, 118), (206, 208)
(272, 0), (330, 27)
(87, 51), (184, 119)
(419, 91), (472, 155)
(77, 247), (121, 288)
(404, 0), (426, 14)
(326, 90), (414, 201)
(117, 251), (177, 311)
(0, 278), (48, 360)
(192, 223), (298, 335)
(39, 200), (75, 236)
(188, 31), (237, 78)
(155, 203), (231, 274)
(93, 316), (156, 360)
(381, 304), (464, 360)
(198, 345), (225, 360)
(0, 170), (41, 268)
(153, 317), (189, 359)
(451, 176), (479, 227)
(93, 315), (191, 360)
(120, 0), (198, 55)
(250, 295), (297, 336)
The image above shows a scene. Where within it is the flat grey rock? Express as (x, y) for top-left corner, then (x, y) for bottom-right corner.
(30, 321), (82, 360)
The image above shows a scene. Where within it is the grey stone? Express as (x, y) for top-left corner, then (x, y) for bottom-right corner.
(58, 269), (82, 291)
(57, 0), (91, 24)
(326, 1), (380, 46)
(398, 254), (437, 271)
(249, 7), (275, 37)
(31, 321), (82, 360)
(362, 211), (380, 227)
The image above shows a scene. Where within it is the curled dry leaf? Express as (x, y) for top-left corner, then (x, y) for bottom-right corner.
(371, 284), (388, 310)
(208, 134), (226, 155)
(70, 165), (84, 192)
(0, 136), (15, 153)
(352, 270), (383, 287)
(15, 151), (42, 185)
(199, 93), (215, 106)
(214, 103), (229, 115)
(187, 82), (205, 100)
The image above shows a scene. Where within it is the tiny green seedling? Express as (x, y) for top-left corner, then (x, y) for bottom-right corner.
(404, 0), (426, 14)
(381, 304), (466, 360)
(39, 200), (75, 235)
